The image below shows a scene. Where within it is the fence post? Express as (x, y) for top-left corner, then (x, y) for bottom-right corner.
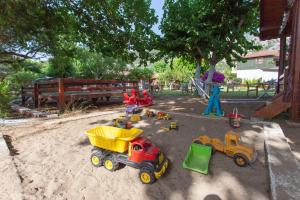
(58, 78), (65, 112)
(34, 83), (39, 108)
(21, 86), (25, 106)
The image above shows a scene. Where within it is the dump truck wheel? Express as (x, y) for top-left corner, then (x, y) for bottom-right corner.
(233, 154), (248, 167)
(103, 156), (119, 171)
(139, 168), (156, 184)
(90, 151), (103, 167)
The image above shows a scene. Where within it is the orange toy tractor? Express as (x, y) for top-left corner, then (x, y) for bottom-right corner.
(193, 131), (256, 167)
(156, 112), (171, 120)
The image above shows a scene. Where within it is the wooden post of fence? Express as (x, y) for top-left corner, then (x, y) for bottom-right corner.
(133, 81), (139, 98)
(34, 83), (39, 108)
(21, 86), (25, 106)
(58, 78), (65, 112)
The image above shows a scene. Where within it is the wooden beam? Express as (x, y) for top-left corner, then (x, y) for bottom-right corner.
(34, 83), (39, 108)
(58, 78), (65, 112)
(290, 0), (300, 121)
(277, 35), (287, 94)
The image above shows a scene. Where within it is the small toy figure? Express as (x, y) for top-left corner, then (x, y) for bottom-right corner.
(145, 109), (155, 117)
(130, 114), (141, 122)
(156, 112), (171, 120)
(113, 118), (132, 129)
(169, 122), (177, 130)
(126, 105), (141, 114)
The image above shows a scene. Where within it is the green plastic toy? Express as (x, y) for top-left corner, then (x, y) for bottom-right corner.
(182, 143), (212, 174)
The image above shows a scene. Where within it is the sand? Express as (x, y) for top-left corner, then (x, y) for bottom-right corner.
(1, 96), (269, 200)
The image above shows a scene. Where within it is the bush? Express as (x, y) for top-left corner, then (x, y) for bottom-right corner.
(0, 80), (11, 117)
(127, 67), (153, 81)
(6, 71), (39, 92)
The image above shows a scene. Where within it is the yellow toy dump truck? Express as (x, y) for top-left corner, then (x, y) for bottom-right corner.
(193, 131), (256, 167)
(85, 126), (169, 184)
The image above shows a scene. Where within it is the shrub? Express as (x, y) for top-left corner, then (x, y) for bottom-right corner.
(0, 80), (11, 117)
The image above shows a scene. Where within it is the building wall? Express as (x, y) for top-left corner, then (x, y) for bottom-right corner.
(235, 69), (277, 81)
(236, 57), (275, 70)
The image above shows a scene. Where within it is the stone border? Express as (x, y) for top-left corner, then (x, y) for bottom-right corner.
(0, 134), (23, 200)
(263, 123), (300, 200)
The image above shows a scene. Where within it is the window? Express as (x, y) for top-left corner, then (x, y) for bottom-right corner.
(133, 144), (142, 151)
(255, 58), (263, 64)
(230, 140), (237, 146)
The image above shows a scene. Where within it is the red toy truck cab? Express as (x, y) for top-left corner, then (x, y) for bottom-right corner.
(128, 137), (160, 163)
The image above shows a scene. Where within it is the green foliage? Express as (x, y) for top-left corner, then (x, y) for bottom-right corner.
(74, 49), (127, 80)
(0, 80), (11, 117)
(45, 56), (75, 78)
(157, 58), (195, 83)
(152, 60), (168, 73)
(0, 0), (158, 65)
(127, 67), (153, 81)
(242, 78), (262, 84)
(6, 71), (40, 92)
(160, 0), (260, 67)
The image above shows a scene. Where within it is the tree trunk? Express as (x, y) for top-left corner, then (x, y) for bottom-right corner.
(194, 57), (202, 78)
(205, 64), (216, 94)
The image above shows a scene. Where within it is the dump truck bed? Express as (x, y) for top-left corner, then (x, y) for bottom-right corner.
(182, 143), (212, 174)
(85, 126), (143, 153)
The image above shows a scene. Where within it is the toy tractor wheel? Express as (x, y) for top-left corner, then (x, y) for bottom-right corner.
(103, 156), (119, 171)
(139, 168), (156, 184)
(90, 150), (104, 167)
(233, 154), (249, 167)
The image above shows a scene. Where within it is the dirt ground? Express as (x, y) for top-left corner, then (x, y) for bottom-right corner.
(1, 96), (269, 200)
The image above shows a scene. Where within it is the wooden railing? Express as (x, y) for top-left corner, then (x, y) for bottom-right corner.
(21, 78), (138, 111)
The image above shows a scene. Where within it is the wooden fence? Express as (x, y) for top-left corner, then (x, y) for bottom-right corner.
(21, 78), (138, 111)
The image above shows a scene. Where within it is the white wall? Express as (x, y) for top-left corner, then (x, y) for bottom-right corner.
(236, 69), (278, 81)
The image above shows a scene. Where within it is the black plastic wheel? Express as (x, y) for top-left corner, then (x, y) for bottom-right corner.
(139, 168), (156, 184)
(103, 156), (119, 171)
(233, 154), (249, 167)
(90, 150), (104, 167)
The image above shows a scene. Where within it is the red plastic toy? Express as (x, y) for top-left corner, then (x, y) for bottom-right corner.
(123, 89), (153, 107)
(139, 90), (153, 106)
(123, 89), (138, 105)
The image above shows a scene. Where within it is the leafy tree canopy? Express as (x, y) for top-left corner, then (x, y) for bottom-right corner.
(0, 0), (158, 65)
(160, 0), (260, 68)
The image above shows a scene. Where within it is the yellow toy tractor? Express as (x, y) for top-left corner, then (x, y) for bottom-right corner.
(193, 131), (256, 167)
(145, 109), (155, 117)
(156, 112), (171, 120)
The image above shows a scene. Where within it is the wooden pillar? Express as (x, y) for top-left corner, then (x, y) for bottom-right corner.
(58, 78), (65, 112)
(34, 83), (39, 108)
(277, 35), (286, 94)
(290, 0), (300, 121)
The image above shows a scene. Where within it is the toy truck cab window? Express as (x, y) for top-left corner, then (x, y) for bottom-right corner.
(230, 140), (237, 146)
(133, 144), (143, 151)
